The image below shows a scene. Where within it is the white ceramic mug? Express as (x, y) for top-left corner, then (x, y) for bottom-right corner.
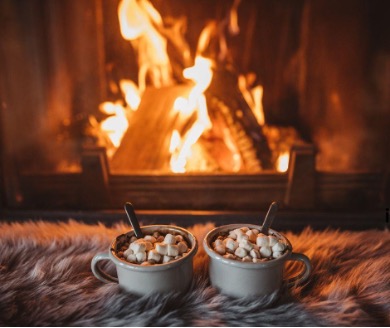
(204, 224), (312, 298)
(91, 225), (198, 295)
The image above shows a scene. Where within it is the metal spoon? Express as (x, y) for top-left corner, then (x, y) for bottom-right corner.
(124, 202), (144, 238)
(260, 201), (278, 235)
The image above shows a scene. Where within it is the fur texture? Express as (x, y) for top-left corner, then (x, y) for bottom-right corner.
(0, 220), (389, 326)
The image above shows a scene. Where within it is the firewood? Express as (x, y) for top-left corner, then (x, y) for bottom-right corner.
(110, 85), (193, 172)
(206, 67), (273, 170)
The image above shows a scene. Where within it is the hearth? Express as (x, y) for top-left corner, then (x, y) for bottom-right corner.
(0, 0), (389, 225)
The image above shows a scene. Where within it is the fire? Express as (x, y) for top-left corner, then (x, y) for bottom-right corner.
(169, 130), (181, 154)
(93, 0), (298, 174)
(169, 56), (213, 173)
(118, 0), (172, 92)
(238, 74), (265, 126)
(99, 102), (129, 152)
(276, 151), (290, 173)
(119, 79), (140, 111)
(96, 78), (141, 157)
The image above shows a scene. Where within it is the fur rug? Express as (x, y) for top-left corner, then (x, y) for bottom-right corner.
(0, 220), (389, 326)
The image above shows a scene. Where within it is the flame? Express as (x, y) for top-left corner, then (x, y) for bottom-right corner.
(173, 97), (191, 116)
(184, 56), (213, 99)
(99, 101), (129, 149)
(276, 151), (290, 173)
(118, 0), (172, 92)
(238, 75), (265, 126)
(119, 79), (140, 110)
(170, 56), (213, 173)
(169, 130), (181, 154)
(251, 85), (265, 125)
(229, 0), (241, 35)
(117, 0), (145, 40)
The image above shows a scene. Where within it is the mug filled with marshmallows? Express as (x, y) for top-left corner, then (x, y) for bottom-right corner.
(203, 223), (312, 298)
(91, 224), (198, 295)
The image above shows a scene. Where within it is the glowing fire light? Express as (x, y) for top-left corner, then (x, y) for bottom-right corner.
(276, 151), (290, 173)
(97, 0), (290, 174)
(169, 56), (213, 173)
(99, 102), (129, 150)
(169, 130), (181, 154)
(118, 0), (172, 92)
(238, 75), (265, 126)
(119, 79), (141, 111)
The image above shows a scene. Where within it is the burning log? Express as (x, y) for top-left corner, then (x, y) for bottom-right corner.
(205, 67), (273, 170)
(110, 84), (193, 172)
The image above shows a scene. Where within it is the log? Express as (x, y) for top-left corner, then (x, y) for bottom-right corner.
(110, 84), (193, 172)
(205, 67), (273, 170)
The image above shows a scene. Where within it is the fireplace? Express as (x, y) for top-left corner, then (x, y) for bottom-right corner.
(0, 0), (389, 224)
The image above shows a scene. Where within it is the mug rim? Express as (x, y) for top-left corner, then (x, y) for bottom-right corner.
(204, 223), (292, 269)
(109, 224), (198, 272)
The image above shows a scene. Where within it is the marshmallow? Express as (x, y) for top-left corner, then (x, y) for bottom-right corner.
(144, 235), (157, 244)
(175, 235), (184, 243)
(136, 251), (147, 263)
(214, 244), (226, 255)
(272, 242), (286, 252)
(164, 234), (176, 245)
(118, 231), (192, 266)
(178, 241), (189, 254)
(126, 254), (137, 263)
(214, 239), (224, 247)
(245, 230), (257, 243)
(124, 248), (133, 258)
(273, 251), (283, 258)
(268, 236), (278, 247)
(234, 229), (245, 239)
(225, 238), (239, 252)
(260, 246), (272, 258)
(235, 247), (248, 258)
(144, 241), (153, 251)
(148, 249), (161, 263)
(250, 249), (261, 259)
(237, 233), (249, 243)
(223, 237), (234, 245)
(130, 242), (146, 253)
(208, 227), (288, 264)
(167, 244), (179, 257)
(239, 239), (254, 251)
(256, 234), (269, 247)
(163, 255), (173, 263)
(251, 228), (260, 235)
(155, 243), (168, 255)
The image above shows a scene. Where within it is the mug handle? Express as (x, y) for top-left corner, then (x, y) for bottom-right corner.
(91, 252), (118, 284)
(285, 252), (312, 287)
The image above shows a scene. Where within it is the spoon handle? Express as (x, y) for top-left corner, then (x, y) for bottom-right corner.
(261, 201), (278, 235)
(124, 202), (144, 238)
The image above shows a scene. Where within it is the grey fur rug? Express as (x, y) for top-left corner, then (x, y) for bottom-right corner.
(0, 220), (389, 326)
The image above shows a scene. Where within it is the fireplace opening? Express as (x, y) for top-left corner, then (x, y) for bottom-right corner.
(1, 0), (389, 212)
